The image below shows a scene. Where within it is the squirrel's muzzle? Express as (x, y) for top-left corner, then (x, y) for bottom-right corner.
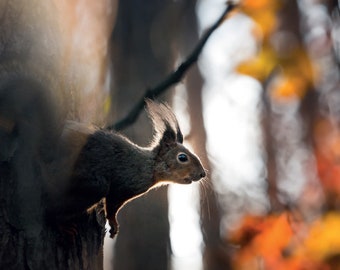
(188, 169), (206, 183)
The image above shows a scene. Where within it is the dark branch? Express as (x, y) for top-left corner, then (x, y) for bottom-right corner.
(108, 3), (236, 131)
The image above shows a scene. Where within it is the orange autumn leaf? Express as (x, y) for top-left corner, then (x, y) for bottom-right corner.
(228, 215), (267, 246)
(252, 213), (292, 263)
(228, 212), (304, 270)
(240, 0), (281, 10)
(231, 213), (293, 251)
(269, 47), (315, 101)
(269, 74), (309, 102)
(250, 9), (278, 38)
(240, 0), (281, 38)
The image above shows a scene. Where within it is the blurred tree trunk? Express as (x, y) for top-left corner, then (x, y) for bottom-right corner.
(262, 0), (305, 211)
(186, 66), (230, 269)
(178, 1), (230, 268)
(0, 1), (113, 269)
(110, 1), (175, 269)
(300, 0), (340, 210)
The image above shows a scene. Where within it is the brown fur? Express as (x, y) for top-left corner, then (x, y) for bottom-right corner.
(50, 100), (206, 238)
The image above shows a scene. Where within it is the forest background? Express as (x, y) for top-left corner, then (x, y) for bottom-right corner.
(1, 0), (340, 269)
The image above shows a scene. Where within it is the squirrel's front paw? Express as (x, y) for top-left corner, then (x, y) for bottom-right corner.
(109, 225), (119, 238)
(108, 217), (119, 238)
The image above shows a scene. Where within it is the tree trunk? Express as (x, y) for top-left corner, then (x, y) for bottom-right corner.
(177, 1), (230, 268)
(0, 1), (112, 269)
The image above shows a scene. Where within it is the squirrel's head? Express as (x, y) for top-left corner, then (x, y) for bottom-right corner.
(146, 99), (206, 184)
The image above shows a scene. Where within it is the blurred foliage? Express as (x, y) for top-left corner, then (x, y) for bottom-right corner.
(239, 0), (281, 39)
(229, 0), (340, 269)
(237, 0), (316, 102)
(228, 211), (340, 269)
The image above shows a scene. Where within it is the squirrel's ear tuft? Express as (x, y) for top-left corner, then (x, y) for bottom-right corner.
(145, 99), (183, 144)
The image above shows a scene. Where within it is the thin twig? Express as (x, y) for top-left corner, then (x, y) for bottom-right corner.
(108, 3), (236, 131)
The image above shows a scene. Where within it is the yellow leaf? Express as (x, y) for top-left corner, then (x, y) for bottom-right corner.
(236, 46), (277, 82)
(297, 213), (340, 262)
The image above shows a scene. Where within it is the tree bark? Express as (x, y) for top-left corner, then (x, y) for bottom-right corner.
(0, 1), (109, 269)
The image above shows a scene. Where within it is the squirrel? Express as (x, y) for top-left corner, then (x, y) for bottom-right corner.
(49, 99), (206, 238)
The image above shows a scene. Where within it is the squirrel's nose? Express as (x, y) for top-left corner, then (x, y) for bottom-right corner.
(200, 171), (206, 178)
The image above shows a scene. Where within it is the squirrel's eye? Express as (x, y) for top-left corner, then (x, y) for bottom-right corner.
(177, 153), (189, 163)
